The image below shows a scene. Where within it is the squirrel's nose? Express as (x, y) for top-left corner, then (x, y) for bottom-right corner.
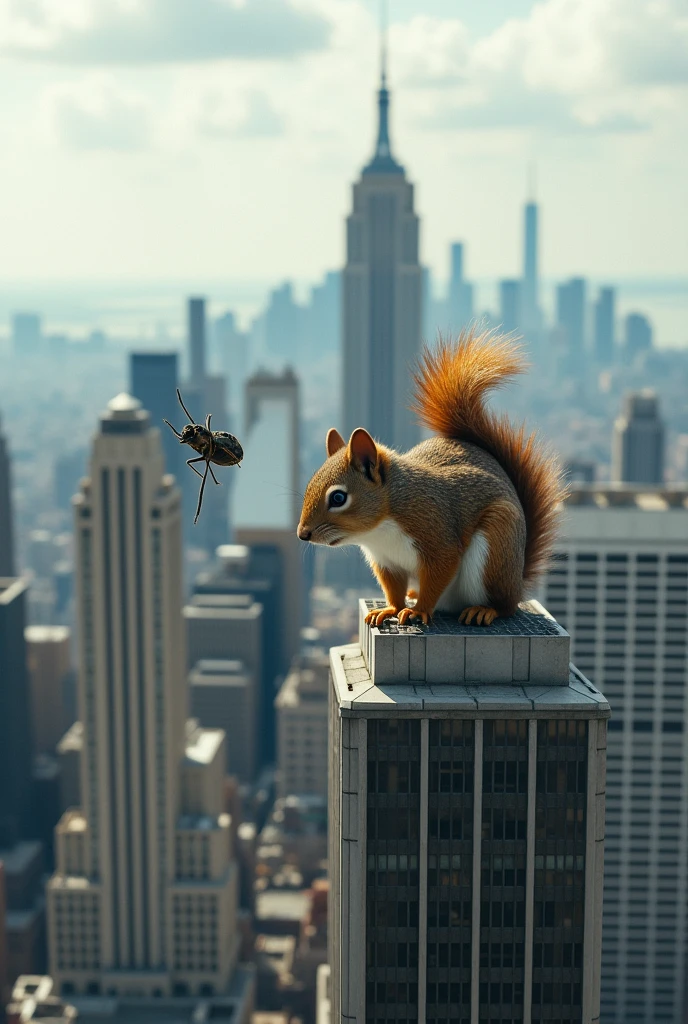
(297, 525), (312, 542)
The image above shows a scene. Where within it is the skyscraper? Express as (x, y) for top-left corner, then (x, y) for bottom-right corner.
(624, 313), (653, 361)
(47, 394), (240, 997)
(446, 243), (474, 334)
(542, 482), (688, 1024)
(612, 390), (665, 484)
(130, 352), (180, 478)
(0, 414), (15, 577)
(188, 298), (206, 385)
(556, 278), (586, 370)
(522, 197), (540, 333)
(0, 578), (34, 846)
(499, 279), (522, 335)
(328, 600), (609, 1022)
(343, 53), (422, 451)
(593, 287), (615, 366)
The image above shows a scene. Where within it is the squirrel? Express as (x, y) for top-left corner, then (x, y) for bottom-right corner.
(297, 328), (566, 627)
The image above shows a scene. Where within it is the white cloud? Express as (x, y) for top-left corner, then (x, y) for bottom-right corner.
(391, 0), (688, 134)
(46, 75), (152, 150)
(195, 88), (284, 138)
(0, 0), (330, 63)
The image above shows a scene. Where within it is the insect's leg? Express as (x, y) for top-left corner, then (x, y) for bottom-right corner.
(205, 413), (212, 430)
(163, 419), (182, 439)
(186, 457), (205, 479)
(176, 389), (195, 425)
(194, 462), (210, 524)
(208, 464), (221, 486)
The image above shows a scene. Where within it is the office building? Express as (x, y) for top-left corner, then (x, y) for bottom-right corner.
(188, 297), (206, 385)
(522, 198), (540, 333)
(12, 314), (42, 356)
(556, 278), (586, 370)
(0, 841), (47, 981)
(542, 483), (688, 1024)
(304, 270), (340, 361)
(0, 415), (14, 577)
(624, 313), (653, 361)
(328, 599), (609, 1023)
(264, 283), (302, 361)
(499, 279), (522, 335)
(275, 652), (329, 798)
(343, 54), (422, 451)
(244, 368), (300, 526)
(25, 626), (71, 758)
(56, 723), (83, 814)
(189, 660), (257, 783)
(129, 352), (181, 478)
(447, 243), (474, 334)
(0, 578), (34, 846)
(593, 287), (615, 366)
(612, 390), (665, 484)
(215, 311), (248, 419)
(47, 393), (241, 997)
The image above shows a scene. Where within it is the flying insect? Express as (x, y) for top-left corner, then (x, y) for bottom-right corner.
(164, 388), (243, 524)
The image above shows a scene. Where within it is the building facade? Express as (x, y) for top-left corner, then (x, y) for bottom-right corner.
(522, 200), (540, 335)
(612, 390), (664, 484)
(342, 61), (422, 451)
(0, 578), (34, 847)
(276, 652), (329, 798)
(328, 599), (609, 1023)
(542, 483), (688, 1024)
(129, 352), (181, 480)
(24, 625), (71, 758)
(47, 394), (239, 998)
(593, 287), (615, 367)
(0, 414), (15, 577)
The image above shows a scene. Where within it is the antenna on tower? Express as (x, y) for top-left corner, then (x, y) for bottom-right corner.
(380, 0), (388, 87)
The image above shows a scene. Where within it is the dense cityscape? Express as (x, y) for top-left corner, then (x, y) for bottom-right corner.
(1, 5), (687, 1024)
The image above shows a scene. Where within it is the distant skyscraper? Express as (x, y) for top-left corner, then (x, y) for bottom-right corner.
(265, 282), (302, 361)
(328, 600), (609, 1023)
(130, 352), (180, 477)
(188, 297), (206, 385)
(593, 287), (615, 366)
(447, 243), (474, 333)
(0, 578), (34, 846)
(624, 312), (653, 361)
(215, 311), (248, 420)
(612, 390), (664, 484)
(0, 414), (15, 577)
(24, 625), (71, 758)
(499, 279), (522, 335)
(542, 483), (688, 1024)
(12, 313), (42, 356)
(48, 393), (240, 996)
(556, 278), (586, 369)
(522, 197), (540, 332)
(343, 54), (422, 450)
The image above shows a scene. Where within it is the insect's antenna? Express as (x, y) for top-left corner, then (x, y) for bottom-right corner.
(163, 418), (182, 439)
(176, 388), (195, 425)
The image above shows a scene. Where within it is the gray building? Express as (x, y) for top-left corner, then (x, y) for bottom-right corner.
(447, 243), (474, 334)
(612, 390), (664, 484)
(343, 58), (422, 451)
(328, 599), (609, 1023)
(624, 313), (653, 361)
(499, 279), (522, 336)
(188, 297), (206, 385)
(189, 659), (257, 783)
(0, 412), (15, 576)
(0, 577), (34, 846)
(593, 287), (615, 366)
(556, 278), (586, 370)
(542, 483), (688, 1024)
(129, 352), (181, 479)
(522, 199), (540, 334)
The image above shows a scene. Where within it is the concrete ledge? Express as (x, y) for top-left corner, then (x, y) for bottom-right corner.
(359, 598), (570, 686)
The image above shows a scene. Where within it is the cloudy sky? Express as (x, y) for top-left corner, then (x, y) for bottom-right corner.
(0, 0), (686, 286)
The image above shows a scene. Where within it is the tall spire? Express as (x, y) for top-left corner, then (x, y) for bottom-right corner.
(363, 0), (403, 176)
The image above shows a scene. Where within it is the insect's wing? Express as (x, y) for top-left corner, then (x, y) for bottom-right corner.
(212, 432), (244, 465)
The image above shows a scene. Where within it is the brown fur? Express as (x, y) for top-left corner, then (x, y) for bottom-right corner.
(297, 329), (565, 625)
(411, 328), (567, 584)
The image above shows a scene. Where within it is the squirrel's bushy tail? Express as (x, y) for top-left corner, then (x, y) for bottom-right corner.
(411, 327), (567, 585)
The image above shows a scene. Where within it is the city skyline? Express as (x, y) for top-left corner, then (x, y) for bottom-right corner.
(0, 0), (686, 286)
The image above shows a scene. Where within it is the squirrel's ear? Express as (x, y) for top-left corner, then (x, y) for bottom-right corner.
(326, 428), (346, 457)
(348, 428), (379, 480)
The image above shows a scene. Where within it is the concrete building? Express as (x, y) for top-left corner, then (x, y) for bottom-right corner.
(6, 975), (77, 1024)
(25, 627), (71, 758)
(499, 279), (522, 336)
(47, 393), (240, 998)
(56, 724), (82, 814)
(328, 599), (609, 1023)
(624, 312), (653, 361)
(0, 842), (46, 982)
(129, 352), (180, 479)
(342, 55), (422, 451)
(612, 390), (664, 484)
(244, 369), (300, 527)
(447, 243), (474, 334)
(556, 278), (586, 371)
(0, 578), (34, 847)
(188, 298), (206, 386)
(542, 483), (688, 1024)
(522, 198), (540, 334)
(593, 287), (615, 366)
(189, 660), (257, 783)
(275, 653), (329, 799)
(0, 414), (15, 577)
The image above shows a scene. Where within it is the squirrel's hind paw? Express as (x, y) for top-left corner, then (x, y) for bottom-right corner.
(460, 605), (499, 627)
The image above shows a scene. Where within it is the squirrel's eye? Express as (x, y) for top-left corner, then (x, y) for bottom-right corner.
(328, 489), (348, 509)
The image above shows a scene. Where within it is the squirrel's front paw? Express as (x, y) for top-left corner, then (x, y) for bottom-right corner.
(398, 607), (431, 626)
(460, 605), (499, 626)
(365, 606), (400, 626)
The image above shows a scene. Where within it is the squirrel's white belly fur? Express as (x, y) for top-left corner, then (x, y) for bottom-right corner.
(353, 518), (489, 613)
